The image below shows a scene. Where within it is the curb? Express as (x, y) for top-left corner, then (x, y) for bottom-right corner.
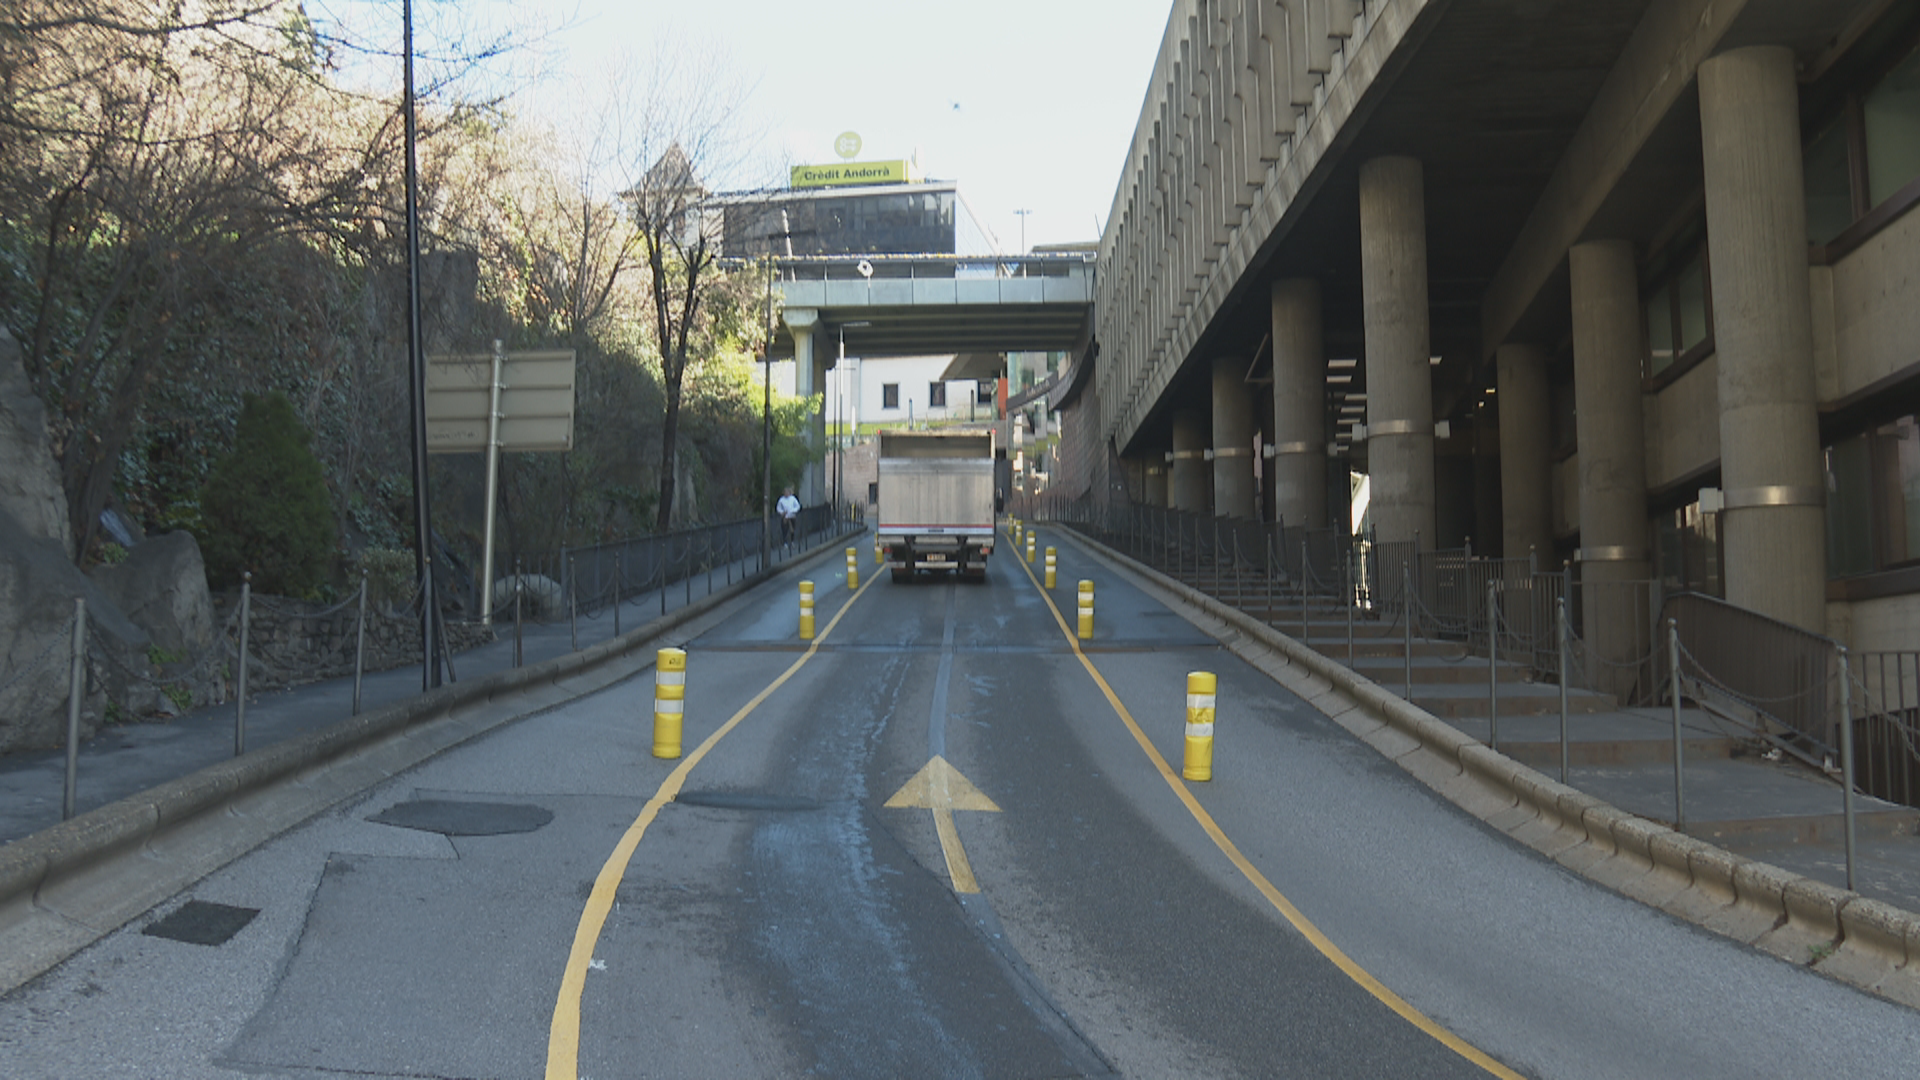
(1051, 525), (1920, 1010)
(0, 529), (862, 993)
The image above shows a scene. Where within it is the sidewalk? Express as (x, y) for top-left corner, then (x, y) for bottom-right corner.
(0, 530), (866, 847)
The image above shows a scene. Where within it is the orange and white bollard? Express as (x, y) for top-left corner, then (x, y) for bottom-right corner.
(1044, 547), (1057, 589)
(846, 547), (859, 590)
(652, 648), (687, 759)
(1183, 671), (1217, 781)
(1077, 580), (1094, 640)
(799, 580), (815, 640)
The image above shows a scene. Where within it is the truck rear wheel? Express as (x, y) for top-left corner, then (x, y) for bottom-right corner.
(890, 567), (911, 584)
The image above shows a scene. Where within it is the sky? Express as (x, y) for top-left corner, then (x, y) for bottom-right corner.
(323, 0), (1174, 253)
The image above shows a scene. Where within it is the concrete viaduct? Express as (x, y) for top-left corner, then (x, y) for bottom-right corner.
(1050, 0), (1920, 648)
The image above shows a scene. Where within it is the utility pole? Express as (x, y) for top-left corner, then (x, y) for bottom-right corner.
(401, 0), (441, 689)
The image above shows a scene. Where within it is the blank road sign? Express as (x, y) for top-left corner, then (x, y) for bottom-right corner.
(426, 350), (576, 453)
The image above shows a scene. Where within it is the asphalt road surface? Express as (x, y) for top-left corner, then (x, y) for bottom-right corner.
(2, 536), (1918, 1079)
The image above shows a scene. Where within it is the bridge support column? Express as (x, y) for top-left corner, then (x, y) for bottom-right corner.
(1700, 45), (1826, 632)
(1271, 278), (1327, 529)
(785, 309), (822, 506)
(1359, 156), (1435, 548)
(1171, 409), (1209, 513)
(1145, 457), (1169, 507)
(1497, 342), (1553, 564)
(1570, 239), (1650, 677)
(1211, 356), (1256, 519)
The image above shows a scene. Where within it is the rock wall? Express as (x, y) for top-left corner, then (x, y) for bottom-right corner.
(0, 329), (71, 559)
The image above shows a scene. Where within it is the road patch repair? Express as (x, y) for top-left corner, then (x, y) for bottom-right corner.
(0, 532), (862, 994)
(1050, 527), (1920, 1012)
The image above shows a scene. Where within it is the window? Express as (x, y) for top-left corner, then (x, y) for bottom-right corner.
(1642, 242), (1713, 380)
(1864, 44), (1920, 206)
(977, 380), (995, 405)
(1804, 116), (1855, 245)
(1803, 35), (1920, 257)
(1656, 503), (1723, 598)
(1825, 414), (1920, 578)
(928, 381), (946, 408)
(882, 383), (899, 409)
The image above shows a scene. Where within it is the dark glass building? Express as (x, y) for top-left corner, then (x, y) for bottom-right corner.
(712, 181), (998, 260)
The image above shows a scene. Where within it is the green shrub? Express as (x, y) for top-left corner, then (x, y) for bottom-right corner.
(356, 547), (417, 611)
(198, 392), (337, 594)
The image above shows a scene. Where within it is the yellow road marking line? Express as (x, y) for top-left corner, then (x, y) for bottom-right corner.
(883, 756), (1001, 894)
(932, 808), (980, 893)
(1012, 547), (1523, 1080)
(546, 573), (876, 1080)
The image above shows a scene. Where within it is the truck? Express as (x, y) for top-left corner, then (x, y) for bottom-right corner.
(876, 430), (997, 582)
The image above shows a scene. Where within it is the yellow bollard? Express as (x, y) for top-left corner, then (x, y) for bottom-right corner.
(874, 537), (883, 566)
(1026, 532), (1036, 564)
(1077, 580), (1094, 640)
(1183, 671), (1217, 781)
(799, 580), (815, 640)
(1045, 547), (1057, 589)
(846, 547), (859, 591)
(652, 648), (687, 759)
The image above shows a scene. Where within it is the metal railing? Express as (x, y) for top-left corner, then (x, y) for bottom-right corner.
(496, 504), (840, 631)
(10, 503), (861, 834)
(1851, 651), (1920, 809)
(1031, 491), (1920, 806)
(1032, 492), (1920, 896)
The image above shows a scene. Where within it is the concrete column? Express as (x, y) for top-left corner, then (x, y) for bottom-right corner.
(1145, 460), (1170, 507)
(1171, 409), (1209, 512)
(1359, 156), (1435, 547)
(811, 352), (829, 505)
(1497, 343), (1553, 564)
(1211, 355), (1256, 519)
(1271, 278), (1328, 529)
(1570, 239), (1649, 680)
(1700, 46), (1826, 632)
(1474, 418), (1502, 557)
(785, 309), (821, 505)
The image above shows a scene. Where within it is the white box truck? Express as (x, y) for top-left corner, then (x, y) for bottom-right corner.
(877, 430), (996, 582)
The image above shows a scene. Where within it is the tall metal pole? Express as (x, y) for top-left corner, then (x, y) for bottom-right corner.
(479, 339), (505, 622)
(1487, 579), (1499, 751)
(63, 598), (86, 821)
(1557, 596), (1570, 784)
(761, 256), (774, 572)
(1839, 647), (1858, 891)
(401, 0), (441, 689)
(1669, 618), (1686, 832)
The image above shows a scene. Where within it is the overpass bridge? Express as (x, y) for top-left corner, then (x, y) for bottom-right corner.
(770, 253), (1095, 502)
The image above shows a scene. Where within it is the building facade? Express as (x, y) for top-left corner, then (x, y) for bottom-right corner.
(1054, 0), (1920, 653)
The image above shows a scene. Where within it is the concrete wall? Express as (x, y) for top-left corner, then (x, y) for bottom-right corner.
(1642, 356), (1722, 494)
(1828, 596), (1920, 656)
(1829, 206), (1920, 402)
(1552, 455), (1579, 542)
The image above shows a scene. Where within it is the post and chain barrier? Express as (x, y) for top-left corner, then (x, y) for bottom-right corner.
(10, 505), (866, 831)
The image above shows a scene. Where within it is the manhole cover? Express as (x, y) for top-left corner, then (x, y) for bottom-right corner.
(369, 799), (554, 836)
(143, 900), (259, 946)
(675, 791), (823, 812)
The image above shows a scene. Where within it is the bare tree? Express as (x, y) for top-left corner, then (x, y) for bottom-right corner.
(602, 40), (759, 531)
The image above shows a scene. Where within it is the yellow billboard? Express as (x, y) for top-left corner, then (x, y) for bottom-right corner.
(790, 160), (918, 189)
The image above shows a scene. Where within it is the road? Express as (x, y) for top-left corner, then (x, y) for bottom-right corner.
(1, 534), (1917, 1079)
